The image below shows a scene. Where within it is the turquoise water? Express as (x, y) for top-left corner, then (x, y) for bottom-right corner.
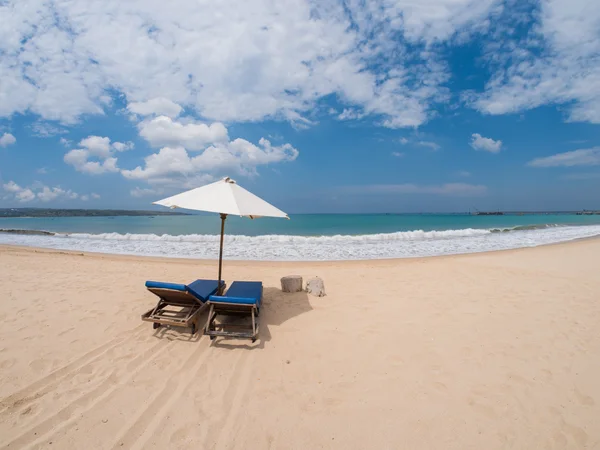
(2, 213), (600, 260)
(2, 213), (600, 236)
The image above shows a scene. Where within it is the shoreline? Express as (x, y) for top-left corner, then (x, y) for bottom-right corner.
(2, 233), (600, 266)
(3, 219), (600, 262)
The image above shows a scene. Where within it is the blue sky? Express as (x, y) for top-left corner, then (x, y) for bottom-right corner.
(1, 0), (599, 213)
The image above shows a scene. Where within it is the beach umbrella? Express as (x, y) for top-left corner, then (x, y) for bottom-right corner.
(153, 177), (288, 292)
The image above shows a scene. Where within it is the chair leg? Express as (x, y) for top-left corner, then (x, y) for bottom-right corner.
(150, 298), (165, 317)
(204, 304), (215, 334)
(251, 308), (258, 342)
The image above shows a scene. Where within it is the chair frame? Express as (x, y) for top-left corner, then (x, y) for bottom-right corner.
(204, 301), (260, 342)
(141, 287), (210, 335)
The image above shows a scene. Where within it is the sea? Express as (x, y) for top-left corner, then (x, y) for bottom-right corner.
(2, 213), (600, 261)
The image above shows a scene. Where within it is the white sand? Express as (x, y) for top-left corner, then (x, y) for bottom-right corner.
(1, 240), (599, 449)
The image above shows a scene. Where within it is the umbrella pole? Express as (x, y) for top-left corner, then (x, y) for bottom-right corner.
(217, 213), (227, 294)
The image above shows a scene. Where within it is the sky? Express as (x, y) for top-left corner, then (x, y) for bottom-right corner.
(1, 0), (599, 213)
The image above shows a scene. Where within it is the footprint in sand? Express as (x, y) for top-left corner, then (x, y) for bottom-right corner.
(169, 423), (197, 445)
(552, 429), (568, 447)
(506, 372), (534, 387)
(540, 368), (553, 382)
(0, 358), (16, 369)
(467, 396), (498, 419)
(78, 363), (95, 375)
(432, 381), (448, 393)
(20, 404), (39, 418)
(29, 358), (50, 372)
(574, 388), (595, 406)
(561, 420), (589, 446)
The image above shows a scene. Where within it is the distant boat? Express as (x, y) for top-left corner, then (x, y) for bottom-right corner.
(473, 211), (504, 216)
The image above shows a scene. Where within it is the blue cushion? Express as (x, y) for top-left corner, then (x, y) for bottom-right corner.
(209, 281), (262, 305)
(145, 280), (187, 291)
(146, 279), (222, 302)
(187, 279), (222, 301)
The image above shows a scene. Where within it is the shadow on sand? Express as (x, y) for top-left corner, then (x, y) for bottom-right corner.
(150, 320), (203, 342)
(143, 287), (313, 348)
(210, 287), (313, 350)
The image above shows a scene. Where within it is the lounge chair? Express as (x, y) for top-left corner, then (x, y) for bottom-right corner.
(141, 279), (224, 334)
(204, 281), (263, 342)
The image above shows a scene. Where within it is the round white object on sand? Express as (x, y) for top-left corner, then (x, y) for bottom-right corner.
(306, 277), (326, 297)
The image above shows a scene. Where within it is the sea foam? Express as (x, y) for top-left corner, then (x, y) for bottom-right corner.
(2, 224), (600, 261)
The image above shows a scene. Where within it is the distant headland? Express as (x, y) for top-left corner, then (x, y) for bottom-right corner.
(0, 208), (189, 218)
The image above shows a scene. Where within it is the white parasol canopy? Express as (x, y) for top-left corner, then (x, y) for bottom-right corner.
(153, 177), (288, 291)
(154, 177), (288, 219)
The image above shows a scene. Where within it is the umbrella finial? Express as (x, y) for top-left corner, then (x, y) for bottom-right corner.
(223, 177), (236, 184)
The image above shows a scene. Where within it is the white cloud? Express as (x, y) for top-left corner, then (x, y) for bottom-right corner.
(3, 183), (35, 203)
(60, 137), (72, 147)
(5, 0), (597, 130)
(79, 136), (112, 158)
(338, 108), (365, 121)
(115, 114), (298, 186)
(122, 138), (298, 185)
(0, 133), (16, 147)
(391, 152), (405, 157)
(122, 146), (191, 183)
(64, 152), (119, 174)
(456, 170), (471, 177)
(29, 121), (67, 137)
(80, 193), (100, 201)
(131, 187), (162, 198)
(127, 98), (183, 118)
(196, 138), (299, 174)
(472, 0), (600, 124)
(2, 181), (82, 202)
(16, 189), (36, 202)
(528, 147), (600, 167)
(64, 135), (129, 174)
(3, 181), (22, 193)
(470, 133), (502, 153)
(64, 149), (89, 168)
(37, 167), (49, 174)
(0, 0), (502, 128)
(347, 183), (487, 196)
(416, 141), (441, 151)
(112, 141), (134, 152)
(37, 186), (78, 202)
(395, 137), (440, 149)
(138, 116), (228, 150)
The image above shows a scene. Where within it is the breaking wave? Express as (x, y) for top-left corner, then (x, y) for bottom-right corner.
(2, 224), (600, 261)
(63, 227), (492, 243)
